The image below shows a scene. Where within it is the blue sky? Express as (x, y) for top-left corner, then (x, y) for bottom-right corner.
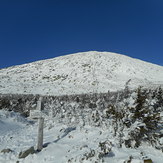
(0, 0), (163, 68)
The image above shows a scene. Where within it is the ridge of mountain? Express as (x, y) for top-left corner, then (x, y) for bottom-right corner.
(0, 51), (163, 95)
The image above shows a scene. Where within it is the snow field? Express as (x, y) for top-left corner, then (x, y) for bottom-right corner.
(0, 110), (163, 163)
(0, 51), (162, 96)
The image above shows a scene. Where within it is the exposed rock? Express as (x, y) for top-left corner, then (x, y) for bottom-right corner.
(144, 159), (153, 163)
(18, 146), (35, 159)
(1, 148), (13, 153)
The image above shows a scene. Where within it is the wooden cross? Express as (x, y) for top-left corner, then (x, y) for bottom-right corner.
(30, 97), (44, 151)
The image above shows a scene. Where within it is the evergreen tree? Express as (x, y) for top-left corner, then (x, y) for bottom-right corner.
(133, 87), (148, 120)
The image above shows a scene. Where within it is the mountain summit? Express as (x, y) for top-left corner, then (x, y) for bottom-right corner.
(0, 51), (163, 95)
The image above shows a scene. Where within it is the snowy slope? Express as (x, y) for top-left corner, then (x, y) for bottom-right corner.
(0, 51), (163, 95)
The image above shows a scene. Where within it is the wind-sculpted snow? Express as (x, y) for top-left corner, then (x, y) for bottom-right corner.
(0, 51), (162, 95)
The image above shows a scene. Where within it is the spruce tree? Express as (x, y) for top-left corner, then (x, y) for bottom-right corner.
(133, 87), (147, 120)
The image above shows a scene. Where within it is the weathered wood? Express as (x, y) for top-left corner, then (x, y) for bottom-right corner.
(30, 96), (44, 151)
(37, 97), (43, 111)
(30, 110), (42, 119)
(37, 117), (44, 151)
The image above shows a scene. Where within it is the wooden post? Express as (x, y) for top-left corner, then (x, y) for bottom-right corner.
(37, 117), (44, 151)
(30, 96), (44, 151)
(37, 96), (43, 111)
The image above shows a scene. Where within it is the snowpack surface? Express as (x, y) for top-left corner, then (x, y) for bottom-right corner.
(0, 51), (163, 95)
(0, 110), (163, 163)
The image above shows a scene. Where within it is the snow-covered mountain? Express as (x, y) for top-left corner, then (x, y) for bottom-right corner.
(0, 51), (163, 95)
(0, 51), (163, 163)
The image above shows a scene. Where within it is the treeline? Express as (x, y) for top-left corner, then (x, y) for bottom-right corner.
(0, 89), (131, 116)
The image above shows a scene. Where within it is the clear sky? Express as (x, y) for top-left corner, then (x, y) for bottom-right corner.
(0, 0), (163, 68)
